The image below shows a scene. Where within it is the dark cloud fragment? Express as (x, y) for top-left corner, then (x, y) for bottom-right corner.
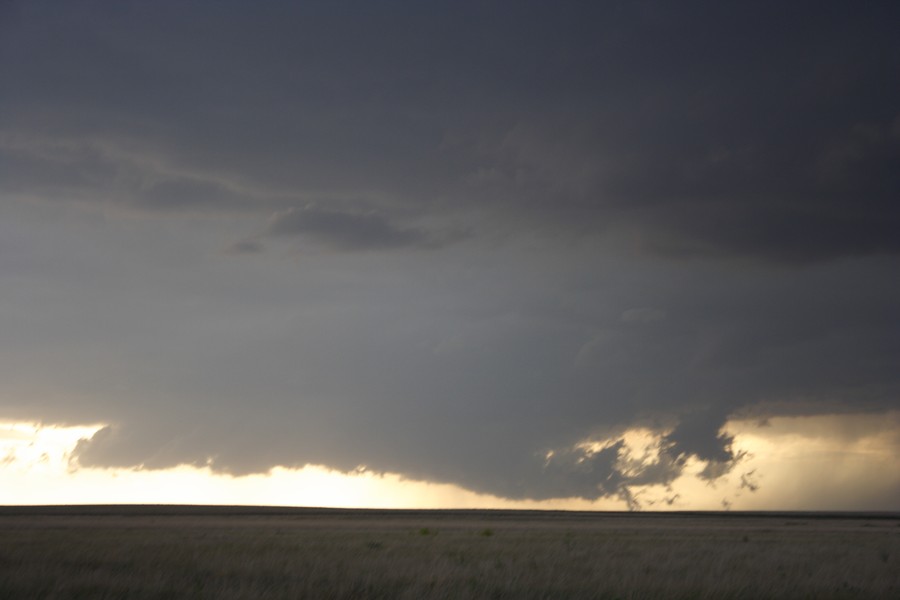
(225, 239), (264, 255)
(266, 206), (433, 251)
(662, 410), (735, 465)
(739, 470), (760, 493)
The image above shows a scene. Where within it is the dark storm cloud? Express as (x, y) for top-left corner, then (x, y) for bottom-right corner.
(2, 1), (898, 262)
(2, 1), (899, 506)
(60, 249), (899, 503)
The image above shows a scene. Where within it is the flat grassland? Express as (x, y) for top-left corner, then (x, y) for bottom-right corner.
(0, 506), (897, 599)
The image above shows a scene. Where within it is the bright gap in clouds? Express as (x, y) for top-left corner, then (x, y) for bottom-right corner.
(2, 415), (898, 510)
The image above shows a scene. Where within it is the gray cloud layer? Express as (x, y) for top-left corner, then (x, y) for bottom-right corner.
(3, 1), (898, 262)
(1, 1), (898, 506)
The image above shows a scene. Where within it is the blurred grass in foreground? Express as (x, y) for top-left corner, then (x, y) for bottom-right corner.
(0, 508), (897, 599)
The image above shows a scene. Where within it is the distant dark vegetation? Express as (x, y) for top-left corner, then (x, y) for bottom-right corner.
(0, 506), (897, 599)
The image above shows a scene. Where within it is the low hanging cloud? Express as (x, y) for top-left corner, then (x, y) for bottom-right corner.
(34, 224), (900, 506)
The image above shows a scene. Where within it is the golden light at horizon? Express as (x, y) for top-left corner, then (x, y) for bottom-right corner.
(1, 414), (898, 510)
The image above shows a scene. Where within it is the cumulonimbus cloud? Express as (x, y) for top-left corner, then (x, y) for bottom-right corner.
(1, 0), (899, 508)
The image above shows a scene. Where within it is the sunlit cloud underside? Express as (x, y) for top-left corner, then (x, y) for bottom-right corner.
(3, 413), (898, 511)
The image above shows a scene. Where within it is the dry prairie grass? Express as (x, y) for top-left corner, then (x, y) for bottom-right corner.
(0, 507), (897, 599)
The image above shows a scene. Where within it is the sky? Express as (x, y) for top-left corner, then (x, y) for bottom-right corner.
(1, 0), (898, 511)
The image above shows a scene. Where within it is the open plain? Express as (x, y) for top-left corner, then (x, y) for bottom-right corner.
(0, 506), (897, 599)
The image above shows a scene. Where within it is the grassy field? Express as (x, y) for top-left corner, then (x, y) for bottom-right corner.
(0, 506), (897, 599)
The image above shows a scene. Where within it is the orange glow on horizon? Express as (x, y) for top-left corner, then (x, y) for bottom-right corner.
(1, 413), (898, 511)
